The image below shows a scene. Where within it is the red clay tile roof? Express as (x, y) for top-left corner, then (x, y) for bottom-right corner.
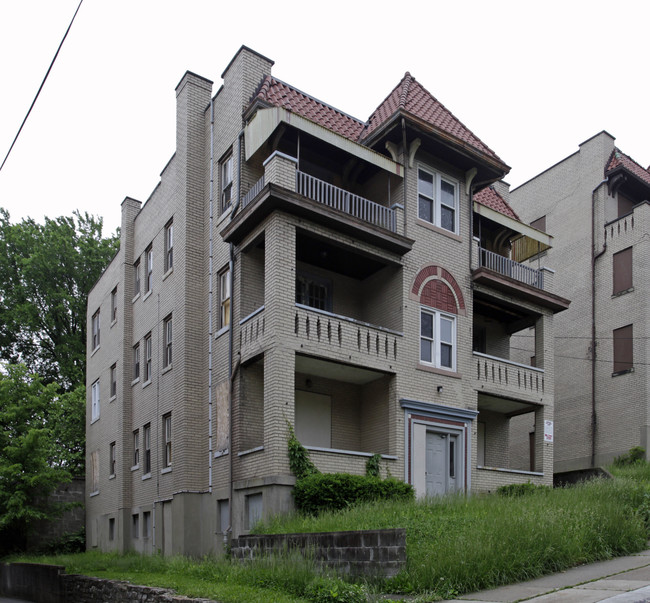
(252, 76), (365, 141)
(606, 148), (650, 187)
(361, 73), (504, 163)
(251, 73), (505, 167)
(474, 186), (520, 220)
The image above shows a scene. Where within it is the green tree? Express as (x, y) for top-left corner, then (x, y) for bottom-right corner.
(0, 210), (119, 390)
(0, 364), (73, 554)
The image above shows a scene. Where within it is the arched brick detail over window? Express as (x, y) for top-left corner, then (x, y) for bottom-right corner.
(411, 265), (466, 314)
(421, 280), (457, 314)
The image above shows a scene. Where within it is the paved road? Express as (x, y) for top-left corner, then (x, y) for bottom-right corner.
(444, 549), (650, 602)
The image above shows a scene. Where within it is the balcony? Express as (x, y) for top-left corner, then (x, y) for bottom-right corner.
(473, 352), (546, 401)
(477, 247), (544, 289)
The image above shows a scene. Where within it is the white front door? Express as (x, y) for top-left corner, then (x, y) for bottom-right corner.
(425, 430), (459, 496)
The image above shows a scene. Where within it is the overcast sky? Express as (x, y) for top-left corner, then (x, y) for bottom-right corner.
(1, 0), (648, 235)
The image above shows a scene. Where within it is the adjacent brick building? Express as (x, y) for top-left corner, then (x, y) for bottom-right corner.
(86, 46), (569, 555)
(510, 131), (649, 473)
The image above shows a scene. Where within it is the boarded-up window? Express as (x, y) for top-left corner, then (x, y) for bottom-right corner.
(613, 247), (632, 294)
(613, 324), (633, 374)
(530, 216), (546, 232)
(618, 193), (635, 218)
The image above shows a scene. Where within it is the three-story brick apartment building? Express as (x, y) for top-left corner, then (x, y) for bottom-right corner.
(86, 46), (569, 555)
(510, 131), (650, 474)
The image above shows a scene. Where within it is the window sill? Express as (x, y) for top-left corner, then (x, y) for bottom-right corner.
(109, 395), (117, 403)
(163, 267), (173, 281)
(142, 473), (152, 481)
(216, 325), (230, 339)
(131, 465), (139, 472)
(131, 377), (140, 386)
(162, 364), (172, 375)
(91, 416), (100, 424)
(612, 367), (634, 377)
(161, 467), (172, 475)
(90, 491), (99, 498)
(109, 474), (115, 480)
(612, 287), (634, 298)
(132, 292), (141, 303)
(90, 345), (100, 357)
(143, 290), (153, 302)
(214, 448), (229, 458)
(238, 446), (264, 457)
(416, 219), (462, 242)
(111, 319), (117, 328)
(416, 363), (462, 379)
(477, 465), (543, 477)
(142, 379), (152, 389)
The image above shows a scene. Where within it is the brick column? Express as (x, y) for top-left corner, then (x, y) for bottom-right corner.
(263, 152), (297, 192)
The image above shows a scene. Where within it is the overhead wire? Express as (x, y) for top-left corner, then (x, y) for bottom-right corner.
(0, 0), (84, 173)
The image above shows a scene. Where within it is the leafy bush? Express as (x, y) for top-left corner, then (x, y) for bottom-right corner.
(304, 577), (367, 603)
(287, 423), (319, 480)
(497, 482), (551, 497)
(293, 473), (414, 515)
(614, 446), (646, 467)
(365, 454), (381, 478)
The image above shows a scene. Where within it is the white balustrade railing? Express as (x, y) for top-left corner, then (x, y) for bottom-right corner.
(478, 247), (544, 289)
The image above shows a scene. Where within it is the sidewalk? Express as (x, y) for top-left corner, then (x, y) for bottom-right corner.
(443, 549), (650, 602)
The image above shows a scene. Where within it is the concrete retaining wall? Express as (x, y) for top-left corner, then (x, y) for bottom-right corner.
(231, 528), (406, 577)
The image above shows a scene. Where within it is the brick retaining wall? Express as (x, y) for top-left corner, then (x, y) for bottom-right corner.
(231, 528), (406, 577)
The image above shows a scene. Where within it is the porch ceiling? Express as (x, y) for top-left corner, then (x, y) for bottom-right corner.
(296, 354), (386, 385)
(478, 393), (538, 417)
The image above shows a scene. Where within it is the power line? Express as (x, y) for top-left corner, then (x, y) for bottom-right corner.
(0, 0), (84, 174)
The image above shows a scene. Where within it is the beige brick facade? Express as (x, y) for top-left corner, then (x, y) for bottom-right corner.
(510, 131), (650, 474)
(87, 46), (567, 555)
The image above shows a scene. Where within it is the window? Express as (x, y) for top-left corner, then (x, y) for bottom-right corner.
(296, 273), (332, 311)
(245, 493), (263, 530)
(143, 423), (151, 474)
(109, 442), (116, 477)
(133, 429), (140, 468)
(613, 247), (633, 294)
(133, 343), (140, 381)
(420, 308), (456, 371)
(110, 364), (117, 398)
(91, 310), (100, 350)
(144, 333), (152, 382)
(145, 244), (153, 293)
(111, 287), (118, 322)
(134, 258), (141, 296)
(165, 220), (173, 272)
(217, 499), (230, 533)
(90, 450), (99, 494)
(132, 514), (140, 539)
(143, 511), (151, 538)
(91, 379), (100, 422)
(108, 518), (115, 541)
(220, 268), (231, 328)
(163, 413), (172, 468)
(613, 324), (633, 374)
(163, 315), (172, 368)
(417, 167), (458, 233)
(221, 153), (233, 210)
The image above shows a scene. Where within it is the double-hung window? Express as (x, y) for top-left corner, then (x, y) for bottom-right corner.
(133, 429), (140, 468)
(91, 310), (100, 350)
(144, 333), (152, 382)
(296, 273), (332, 311)
(418, 167), (458, 234)
(143, 423), (151, 475)
(91, 379), (100, 422)
(133, 343), (140, 381)
(220, 268), (231, 328)
(163, 413), (172, 468)
(221, 153), (233, 210)
(109, 442), (116, 477)
(420, 308), (456, 371)
(110, 364), (117, 398)
(145, 244), (153, 293)
(163, 315), (172, 368)
(111, 287), (118, 323)
(165, 220), (173, 272)
(134, 259), (141, 296)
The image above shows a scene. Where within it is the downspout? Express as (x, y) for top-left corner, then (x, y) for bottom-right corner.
(208, 98), (215, 492)
(226, 128), (245, 539)
(591, 178), (608, 468)
(401, 118), (408, 237)
(465, 168), (478, 271)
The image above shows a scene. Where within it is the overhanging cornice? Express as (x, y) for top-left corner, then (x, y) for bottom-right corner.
(245, 107), (403, 176)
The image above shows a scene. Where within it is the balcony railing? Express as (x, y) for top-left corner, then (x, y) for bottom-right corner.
(296, 171), (396, 233)
(473, 352), (545, 397)
(478, 247), (544, 289)
(242, 176), (265, 209)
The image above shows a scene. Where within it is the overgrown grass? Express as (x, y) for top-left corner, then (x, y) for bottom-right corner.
(12, 477), (650, 601)
(259, 478), (649, 598)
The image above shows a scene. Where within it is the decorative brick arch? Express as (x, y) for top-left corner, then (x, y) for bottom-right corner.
(410, 265), (466, 315)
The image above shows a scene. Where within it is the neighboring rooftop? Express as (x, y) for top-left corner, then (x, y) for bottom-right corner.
(475, 185), (520, 221)
(606, 147), (650, 188)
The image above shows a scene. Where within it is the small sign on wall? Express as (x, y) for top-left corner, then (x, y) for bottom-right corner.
(544, 420), (554, 442)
